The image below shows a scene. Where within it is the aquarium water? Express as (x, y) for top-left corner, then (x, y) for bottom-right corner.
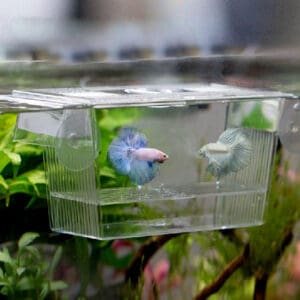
(12, 84), (294, 239)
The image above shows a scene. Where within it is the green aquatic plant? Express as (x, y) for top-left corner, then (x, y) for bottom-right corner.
(245, 159), (300, 299)
(0, 114), (46, 209)
(241, 103), (273, 130)
(0, 232), (67, 299)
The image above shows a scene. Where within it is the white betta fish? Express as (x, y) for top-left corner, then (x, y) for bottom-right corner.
(198, 128), (252, 179)
(108, 127), (168, 185)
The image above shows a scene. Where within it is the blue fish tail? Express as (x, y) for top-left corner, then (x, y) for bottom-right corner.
(129, 159), (160, 185)
(108, 139), (131, 175)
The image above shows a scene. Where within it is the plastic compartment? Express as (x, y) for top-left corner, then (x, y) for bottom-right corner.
(13, 83), (292, 239)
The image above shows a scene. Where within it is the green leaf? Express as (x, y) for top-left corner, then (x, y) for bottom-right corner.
(16, 277), (34, 291)
(16, 267), (25, 276)
(0, 114), (17, 139)
(100, 166), (117, 179)
(0, 285), (10, 296)
(8, 178), (33, 195)
(25, 196), (37, 209)
(13, 143), (43, 156)
(8, 170), (47, 198)
(40, 281), (67, 299)
(0, 128), (14, 150)
(0, 151), (11, 173)
(18, 232), (39, 249)
(48, 246), (63, 278)
(0, 250), (13, 265)
(23, 170), (47, 186)
(48, 280), (68, 291)
(3, 150), (21, 166)
(0, 278), (8, 287)
(40, 283), (50, 299)
(21, 170), (47, 197)
(0, 175), (8, 194)
(75, 238), (90, 296)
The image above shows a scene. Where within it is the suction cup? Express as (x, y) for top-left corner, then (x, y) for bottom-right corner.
(55, 109), (99, 171)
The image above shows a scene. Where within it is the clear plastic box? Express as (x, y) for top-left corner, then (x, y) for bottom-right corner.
(12, 83), (294, 239)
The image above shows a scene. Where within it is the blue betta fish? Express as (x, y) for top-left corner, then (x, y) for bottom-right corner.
(108, 127), (168, 185)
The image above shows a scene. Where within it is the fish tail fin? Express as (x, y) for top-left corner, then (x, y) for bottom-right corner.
(219, 128), (252, 172)
(108, 138), (131, 175)
(118, 127), (148, 148)
(230, 134), (252, 172)
(129, 160), (160, 185)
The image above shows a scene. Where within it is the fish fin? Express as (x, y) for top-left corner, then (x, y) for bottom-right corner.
(118, 127), (148, 148)
(220, 128), (252, 172)
(129, 159), (160, 185)
(218, 128), (241, 145)
(205, 152), (231, 178)
(228, 139), (252, 172)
